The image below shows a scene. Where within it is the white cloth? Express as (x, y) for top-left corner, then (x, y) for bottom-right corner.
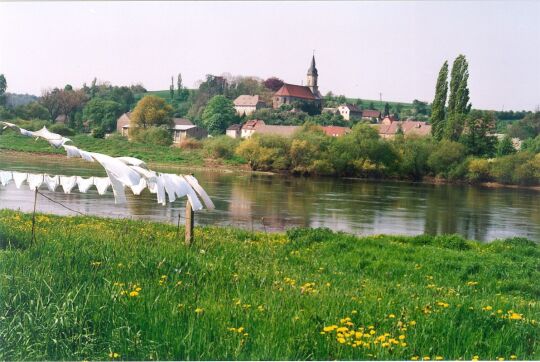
(88, 152), (141, 187)
(20, 128), (33, 137)
(116, 156), (147, 168)
(184, 175), (215, 210)
(59, 175), (77, 194)
(27, 173), (44, 190)
(12, 172), (28, 189)
(148, 175), (167, 205)
(105, 170), (126, 204)
(0, 170), (12, 186)
(160, 173), (203, 210)
(63, 145), (94, 162)
(44, 175), (59, 192)
(32, 127), (71, 148)
(130, 178), (147, 195)
(93, 177), (111, 195)
(76, 176), (94, 193)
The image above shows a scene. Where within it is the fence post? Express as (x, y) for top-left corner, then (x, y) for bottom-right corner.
(185, 200), (194, 246)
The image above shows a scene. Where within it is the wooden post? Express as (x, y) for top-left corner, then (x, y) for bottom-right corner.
(31, 188), (38, 245)
(185, 200), (194, 246)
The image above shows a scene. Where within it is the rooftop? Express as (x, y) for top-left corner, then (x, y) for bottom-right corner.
(274, 83), (318, 100)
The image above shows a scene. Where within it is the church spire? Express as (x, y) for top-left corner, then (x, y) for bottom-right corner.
(307, 54), (318, 76)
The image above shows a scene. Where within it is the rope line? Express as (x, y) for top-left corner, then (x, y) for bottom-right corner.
(36, 190), (87, 216)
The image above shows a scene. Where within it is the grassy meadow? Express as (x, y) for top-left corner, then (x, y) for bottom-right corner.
(0, 132), (204, 165)
(0, 209), (538, 360)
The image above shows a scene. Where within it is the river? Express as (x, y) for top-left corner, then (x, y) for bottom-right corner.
(0, 152), (539, 242)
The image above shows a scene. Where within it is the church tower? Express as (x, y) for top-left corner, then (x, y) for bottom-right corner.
(306, 55), (320, 97)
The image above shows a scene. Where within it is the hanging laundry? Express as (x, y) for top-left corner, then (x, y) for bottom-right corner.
(93, 177), (111, 195)
(184, 175), (215, 210)
(76, 176), (94, 193)
(105, 170), (126, 204)
(44, 175), (59, 192)
(130, 178), (147, 195)
(27, 173), (44, 190)
(12, 172), (28, 189)
(59, 175), (77, 194)
(31, 127), (71, 148)
(63, 145), (94, 162)
(0, 170), (12, 186)
(88, 152), (141, 187)
(116, 156), (147, 168)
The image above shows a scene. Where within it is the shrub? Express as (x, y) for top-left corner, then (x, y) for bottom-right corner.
(467, 158), (491, 182)
(203, 136), (239, 159)
(427, 140), (466, 177)
(236, 134), (291, 171)
(48, 123), (75, 137)
(91, 127), (106, 139)
(178, 138), (202, 150)
(490, 152), (539, 185)
(433, 234), (471, 250)
(131, 127), (172, 146)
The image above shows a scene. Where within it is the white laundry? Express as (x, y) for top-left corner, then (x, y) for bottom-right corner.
(31, 127), (71, 148)
(105, 170), (126, 204)
(76, 176), (94, 193)
(59, 175), (77, 194)
(161, 173), (179, 203)
(27, 173), (44, 190)
(93, 177), (111, 195)
(162, 173), (203, 210)
(89, 152), (141, 187)
(116, 156), (147, 168)
(19, 128), (33, 137)
(0, 170), (12, 186)
(184, 175), (215, 210)
(44, 175), (59, 191)
(12, 172), (28, 189)
(63, 145), (94, 162)
(130, 178), (147, 195)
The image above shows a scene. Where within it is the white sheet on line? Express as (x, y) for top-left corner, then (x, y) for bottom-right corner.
(59, 175), (77, 194)
(77, 176), (94, 193)
(27, 173), (44, 190)
(130, 178), (147, 195)
(44, 175), (59, 192)
(12, 172), (28, 188)
(0, 170), (12, 186)
(93, 177), (111, 195)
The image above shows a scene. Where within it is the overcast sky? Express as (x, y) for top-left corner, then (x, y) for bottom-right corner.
(1, 1), (539, 110)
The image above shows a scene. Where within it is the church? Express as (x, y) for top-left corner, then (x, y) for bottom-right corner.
(272, 56), (322, 109)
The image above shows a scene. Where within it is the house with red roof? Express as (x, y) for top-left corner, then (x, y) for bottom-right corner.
(320, 126), (351, 137)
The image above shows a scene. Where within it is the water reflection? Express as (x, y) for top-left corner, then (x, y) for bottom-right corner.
(0, 152), (538, 242)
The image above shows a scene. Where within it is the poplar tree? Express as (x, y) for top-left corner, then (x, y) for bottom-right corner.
(169, 76), (174, 100)
(430, 61), (448, 140)
(445, 55), (471, 140)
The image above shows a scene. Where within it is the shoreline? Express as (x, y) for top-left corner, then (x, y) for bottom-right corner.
(1, 148), (539, 191)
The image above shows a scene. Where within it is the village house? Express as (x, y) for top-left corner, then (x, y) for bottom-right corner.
(233, 95), (266, 116)
(320, 125), (351, 137)
(273, 56), (322, 109)
(226, 124), (242, 139)
(375, 119), (432, 139)
(240, 119), (266, 139)
(361, 109), (382, 122)
(116, 113), (207, 143)
(337, 104), (362, 121)
(255, 124), (300, 138)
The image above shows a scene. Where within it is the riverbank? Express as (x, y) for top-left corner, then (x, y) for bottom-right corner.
(0, 210), (538, 360)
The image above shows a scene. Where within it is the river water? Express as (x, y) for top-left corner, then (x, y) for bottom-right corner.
(0, 152), (539, 242)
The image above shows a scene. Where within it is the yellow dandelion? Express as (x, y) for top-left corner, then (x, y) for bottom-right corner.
(389, 313), (396, 318)
(194, 307), (204, 314)
(411, 356), (419, 361)
(399, 334), (406, 340)
(423, 356), (431, 361)
(337, 337), (346, 344)
(510, 355), (517, 360)
(409, 320), (417, 326)
(108, 352), (120, 359)
(129, 291), (139, 297)
(436, 356), (443, 360)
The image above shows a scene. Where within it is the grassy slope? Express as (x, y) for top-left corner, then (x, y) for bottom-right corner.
(0, 132), (204, 165)
(0, 210), (538, 360)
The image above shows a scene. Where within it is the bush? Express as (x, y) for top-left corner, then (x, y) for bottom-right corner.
(91, 127), (106, 139)
(48, 123), (75, 136)
(203, 135), (239, 159)
(490, 152), (539, 185)
(131, 127), (172, 146)
(433, 234), (471, 250)
(178, 138), (202, 150)
(467, 158), (491, 183)
(427, 140), (466, 178)
(236, 134), (291, 171)
(9, 119), (51, 131)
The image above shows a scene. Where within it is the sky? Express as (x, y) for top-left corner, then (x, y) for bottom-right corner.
(0, 1), (539, 111)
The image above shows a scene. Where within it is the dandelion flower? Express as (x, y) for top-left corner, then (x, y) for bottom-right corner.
(108, 352), (120, 359)
(195, 307), (204, 314)
(389, 313), (396, 318)
(510, 355), (517, 360)
(129, 291), (139, 297)
(399, 334), (406, 340)
(411, 356), (419, 361)
(435, 356), (443, 360)
(423, 356), (431, 361)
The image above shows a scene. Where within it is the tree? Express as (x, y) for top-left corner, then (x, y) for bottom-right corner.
(40, 88), (87, 123)
(263, 77), (284, 92)
(507, 112), (540, 140)
(412, 99), (428, 116)
(0, 74), (6, 106)
(169, 76), (174, 100)
(130, 95), (173, 129)
(459, 110), (497, 157)
(201, 95), (237, 135)
(82, 98), (123, 132)
(14, 102), (50, 120)
(496, 136), (516, 156)
(430, 61), (448, 140)
(445, 55), (471, 140)
(383, 103), (390, 117)
(177, 73), (183, 92)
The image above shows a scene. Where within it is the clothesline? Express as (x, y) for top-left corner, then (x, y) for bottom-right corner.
(0, 122), (214, 210)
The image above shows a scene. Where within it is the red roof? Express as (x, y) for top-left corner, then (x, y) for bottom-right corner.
(362, 109), (381, 118)
(242, 119), (265, 130)
(321, 126), (351, 137)
(274, 83), (317, 100)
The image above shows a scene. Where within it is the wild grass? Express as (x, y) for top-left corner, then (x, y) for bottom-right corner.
(0, 132), (204, 165)
(0, 210), (538, 360)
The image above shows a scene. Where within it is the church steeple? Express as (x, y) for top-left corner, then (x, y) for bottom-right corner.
(306, 54), (319, 97)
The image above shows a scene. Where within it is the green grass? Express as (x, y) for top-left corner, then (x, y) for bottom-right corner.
(0, 132), (204, 165)
(0, 210), (538, 360)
